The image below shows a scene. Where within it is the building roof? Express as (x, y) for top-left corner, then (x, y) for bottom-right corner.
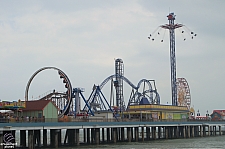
(213, 110), (225, 116)
(22, 100), (57, 111)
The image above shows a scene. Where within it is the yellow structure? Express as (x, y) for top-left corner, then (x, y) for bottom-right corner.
(124, 104), (189, 120)
(0, 100), (26, 109)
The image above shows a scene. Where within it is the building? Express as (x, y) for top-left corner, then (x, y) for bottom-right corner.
(124, 104), (189, 120)
(0, 100), (26, 110)
(19, 100), (58, 121)
(211, 110), (225, 120)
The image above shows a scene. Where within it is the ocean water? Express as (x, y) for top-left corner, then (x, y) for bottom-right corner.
(40, 135), (225, 149)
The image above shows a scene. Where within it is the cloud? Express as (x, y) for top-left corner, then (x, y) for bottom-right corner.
(0, 1), (225, 114)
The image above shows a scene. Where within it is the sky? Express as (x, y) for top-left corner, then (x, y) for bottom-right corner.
(1, 0), (225, 116)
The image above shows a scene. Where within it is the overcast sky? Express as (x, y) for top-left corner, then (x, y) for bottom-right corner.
(1, 0), (225, 116)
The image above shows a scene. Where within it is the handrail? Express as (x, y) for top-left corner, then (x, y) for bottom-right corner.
(0, 117), (223, 124)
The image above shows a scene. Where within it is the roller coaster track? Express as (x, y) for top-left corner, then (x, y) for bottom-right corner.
(38, 92), (67, 101)
(100, 74), (153, 91)
(99, 74), (160, 105)
(25, 67), (160, 118)
(25, 67), (72, 118)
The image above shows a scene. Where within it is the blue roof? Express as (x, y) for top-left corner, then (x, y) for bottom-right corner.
(139, 97), (150, 105)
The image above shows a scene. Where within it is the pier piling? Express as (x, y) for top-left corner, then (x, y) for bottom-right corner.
(28, 130), (34, 149)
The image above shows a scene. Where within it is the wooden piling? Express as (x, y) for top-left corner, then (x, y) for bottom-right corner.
(28, 130), (34, 149)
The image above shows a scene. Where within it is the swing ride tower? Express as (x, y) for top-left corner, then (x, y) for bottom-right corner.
(160, 13), (183, 106)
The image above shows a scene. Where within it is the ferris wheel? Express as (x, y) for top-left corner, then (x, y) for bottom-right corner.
(176, 78), (191, 109)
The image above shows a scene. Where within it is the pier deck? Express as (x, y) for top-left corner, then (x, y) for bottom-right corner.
(0, 120), (225, 149)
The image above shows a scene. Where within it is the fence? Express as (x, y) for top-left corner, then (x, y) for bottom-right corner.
(0, 116), (220, 123)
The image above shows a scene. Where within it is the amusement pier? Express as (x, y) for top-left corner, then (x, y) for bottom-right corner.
(0, 13), (224, 149)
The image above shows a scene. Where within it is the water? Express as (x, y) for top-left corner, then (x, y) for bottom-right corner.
(40, 135), (225, 149)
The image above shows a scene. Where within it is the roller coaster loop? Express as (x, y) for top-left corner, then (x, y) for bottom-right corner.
(25, 67), (72, 118)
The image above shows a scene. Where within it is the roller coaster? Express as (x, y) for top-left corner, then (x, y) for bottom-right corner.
(25, 67), (73, 118)
(25, 59), (161, 118)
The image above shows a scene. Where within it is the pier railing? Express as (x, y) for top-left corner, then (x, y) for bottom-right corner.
(0, 117), (221, 123)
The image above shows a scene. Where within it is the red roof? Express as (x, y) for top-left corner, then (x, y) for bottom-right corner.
(213, 110), (225, 115)
(23, 100), (57, 111)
